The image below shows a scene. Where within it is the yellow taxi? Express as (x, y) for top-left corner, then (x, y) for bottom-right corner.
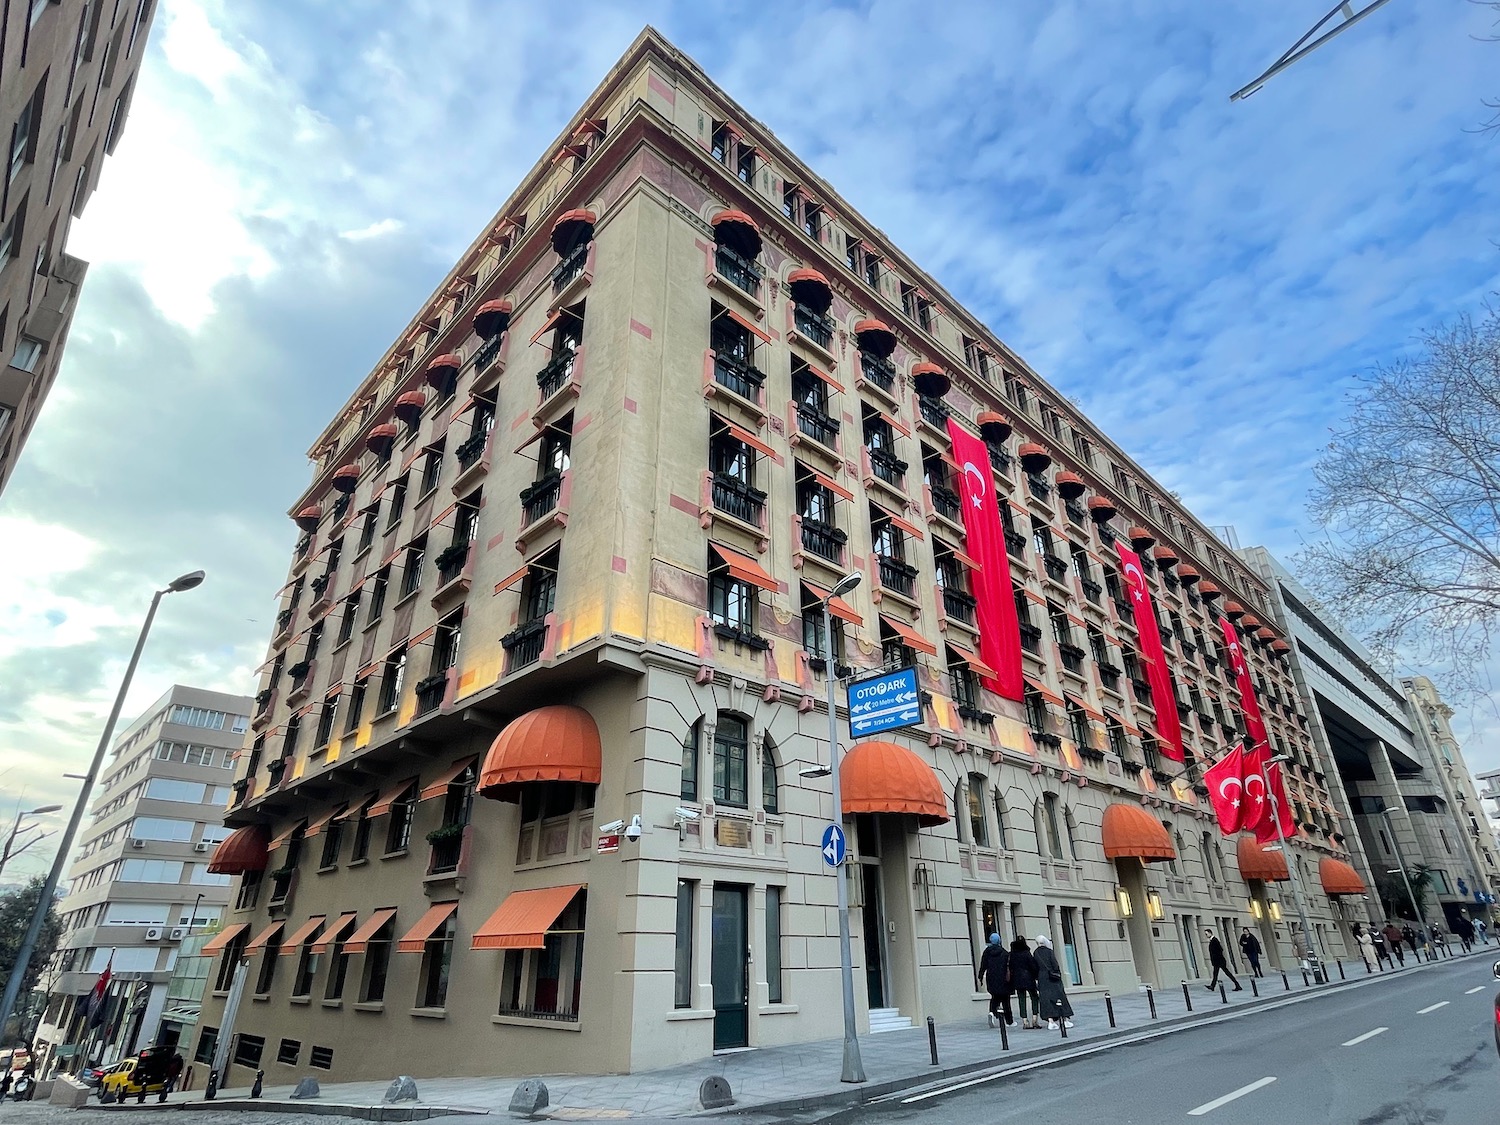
(98, 1053), (169, 1100)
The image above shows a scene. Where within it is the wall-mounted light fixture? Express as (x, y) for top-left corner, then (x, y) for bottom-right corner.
(1268, 901), (1283, 922)
(1145, 889), (1165, 921)
(1115, 886), (1134, 918)
(1249, 899), (1263, 920)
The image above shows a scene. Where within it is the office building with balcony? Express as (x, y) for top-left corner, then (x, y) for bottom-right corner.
(0, 0), (159, 494)
(202, 29), (1364, 1085)
(32, 686), (249, 1072)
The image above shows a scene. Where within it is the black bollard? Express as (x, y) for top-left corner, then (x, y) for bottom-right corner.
(1281, 971), (1290, 991)
(1336, 959), (1345, 980)
(1147, 985), (1157, 1019)
(1364, 957), (1372, 974)
(927, 1017), (938, 1066)
(250, 1070), (264, 1099)
(1059, 1011), (1068, 1039)
(1182, 981), (1193, 1012)
(1220, 984), (1228, 1004)
(1301, 969), (1309, 987)
(1250, 977), (1258, 997)
(1105, 992), (1116, 1028)
(204, 1070), (218, 1101)
(999, 1014), (1010, 1052)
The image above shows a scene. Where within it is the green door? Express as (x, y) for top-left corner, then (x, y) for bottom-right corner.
(711, 885), (749, 1049)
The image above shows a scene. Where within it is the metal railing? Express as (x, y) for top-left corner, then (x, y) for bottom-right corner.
(918, 395), (949, 428)
(931, 484), (961, 522)
(796, 403), (840, 446)
(860, 353), (896, 392)
(537, 350), (576, 401)
(714, 352), (765, 400)
(877, 556), (917, 598)
(715, 245), (763, 297)
(455, 432), (487, 472)
(520, 472), (563, 526)
(800, 519), (845, 562)
(794, 304), (834, 348)
(552, 243), (588, 291)
(942, 588), (976, 625)
(868, 447), (907, 487)
(711, 473), (766, 524)
(502, 619), (547, 671)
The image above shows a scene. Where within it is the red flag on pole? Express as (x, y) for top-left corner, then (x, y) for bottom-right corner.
(1114, 542), (1184, 761)
(82, 951), (113, 1026)
(1203, 746), (1247, 834)
(1240, 741), (1271, 837)
(1218, 617), (1267, 748)
(1254, 758), (1298, 845)
(946, 420), (1023, 700)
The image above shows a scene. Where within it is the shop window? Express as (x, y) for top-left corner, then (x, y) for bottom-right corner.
(498, 890), (587, 1021)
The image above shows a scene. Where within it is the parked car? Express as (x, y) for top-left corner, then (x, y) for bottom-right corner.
(98, 1047), (173, 1101)
(77, 1063), (106, 1088)
(1493, 959), (1500, 1059)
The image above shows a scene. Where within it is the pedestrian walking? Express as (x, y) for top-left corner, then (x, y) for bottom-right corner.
(1033, 934), (1075, 1030)
(1478, 919), (1488, 945)
(1238, 926), (1264, 978)
(1381, 922), (1406, 966)
(1455, 915), (1475, 952)
(1205, 928), (1243, 992)
(1353, 923), (1378, 972)
(1372, 928), (1393, 969)
(1291, 926), (1312, 970)
(977, 933), (1012, 1028)
(1401, 924), (1419, 960)
(1430, 924), (1446, 957)
(1007, 935), (1041, 1029)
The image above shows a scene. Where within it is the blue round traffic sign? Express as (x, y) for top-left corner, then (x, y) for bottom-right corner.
(821, 824), (847, 868)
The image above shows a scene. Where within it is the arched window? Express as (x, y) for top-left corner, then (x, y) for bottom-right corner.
(992, 790), (1009, 851)
(1202, 832), (1219, 882)
(681, 721), (701, 802)
(1040, 793), (1064, 857)
(714, 714), (749, 808)
(1162, 820), (1178, 874)
(1063, 807), (1079, 860)
(966, 774), (989, 847)
(762, 737), (779, 815)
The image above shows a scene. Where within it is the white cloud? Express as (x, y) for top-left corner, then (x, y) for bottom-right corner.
(340, 217), (402, 242)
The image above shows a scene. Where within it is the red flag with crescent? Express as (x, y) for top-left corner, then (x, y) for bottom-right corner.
(1219, 616), (1267, 748)
(946, 420), (1023, 700)
(1254, 756), (1298, 844)
(1203, 745), (1247, 834)
(1113, 542), (1184, 761)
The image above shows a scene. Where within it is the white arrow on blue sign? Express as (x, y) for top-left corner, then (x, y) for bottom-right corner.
(846, 666), (921, 737)
(821, 824), (847, 868)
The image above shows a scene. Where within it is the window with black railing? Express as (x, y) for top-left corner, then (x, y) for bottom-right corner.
(1017, 590), (1043, 653)
(456, 399), (495, 471)
(1026, 472), (1051, 502)
(708, 556), (764, 648)
(879, 621), (914, 670)
(918, 394), (949, 429)
(1002, 505), (1026, 557)
(936, 551), (976, 624)
(864, 411), (906, 486)
(714, 244), (762, 297)
(923, 451), (960, 522)
(859, 350), (896, 393)
(1104, 567), (1131, 617)
(377, 647), (406, 716)
(417, 612), (461, 717)
(419, 444), (444, 497)
(948, 648), (979, 709)
(1052, 609), (1085, 674)
(1067, 701), (1092, 750)
(1141, 736), (1162, 773)
(793, 301), (834, 349)
(801, 590), (845, 669)
(709, 433), (765, 527)
(872, 517), (916, 597)
(1074, 551), (1101, 603)
(520, 472), (563, 525)
(502, 549), (558, 671)
(711, 307), (763, 398)
(553, 241), (588, 291)
(437, 494), (480, 586)
(1024, 686), (1051, 741)
(428, 765), (475, 874)
(537, 347), (575, 402)
(792, 365), (839, 446)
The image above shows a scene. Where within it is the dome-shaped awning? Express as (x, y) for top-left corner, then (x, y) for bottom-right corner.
(1255, 626), (1276, 643)
(911, 362), (951, 399)
(1102, 803), (1176, 862)
(1176, 564), (1201, 584)
(365, 423), (399, 455)
(711, 210), (761, 259)
(1152, 544), (1179, 569)
(1055, 471), (1086, 500)
(853, 318), (896, 358)
(1237, 834), (1289, 881)
(1319, 856), (1365, 896)
(330, 464), (360, 494)
(1018, 443), (1051, 473)
(479, 705), (602, 802)
(1088, 495), (1117, 522)
(1128, 526), (1155, 550)
(787, 267), (833, 314)
(840, 741), (949, 826)
(1198, 580), (1222, 600)
(551, 208), (596, 253)
(1223, 600), (1246, 620)
(977, 411), (1012, 443)
(473, 299), (513, 340)
(393, 389), (427, 422)
(293, 504), (322, 533)
(1240, 615), (1262, 630)
(425, 353), (462, 391)
(1271, 639), (1291, 655)
(207, 824), (272, 875)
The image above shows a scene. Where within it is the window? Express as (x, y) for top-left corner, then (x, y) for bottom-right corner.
(377, 647), (406, 715)
(255, 930), (282, 994)
(385, 782), (417, 853)
(1106, 715), (1129, 757)
(292, 935), (318, 998)
(966, 774), (989, 847)
(357, 509), (378, 553)
(710, 119), (730, 164)
(309, 1046), (334, 1070)
(232, 1034), (264, 1069)
(1040, 793), (1064, 858)
(119, 858), (184, 882)
(324, 926), (352, 1001)
(801, 587), (844, 664)
(418, 914), (454, 1009)
(9, 87), (38, 185)
(948, 647), (979, 709)
(314, 693), (339, 747)
(419, 445), (443, 496)
(131, 816), (195, 841)
(276, 1039), (300, 1066)
(680, 721), (700, 803)
(318, 818), (343, 869)
(385, 475), (409, 531)
(708, 552), (757, 637)
(11, 336), (42, 372)
(400, 537), (425, 598)
(170, 706), (229, 729)
(736, 145), (755, 184)
(879, 618), (914, 670)
(214, 929), (248, 992)
(1024, 685), (1049, 739)
(145, 777), (205, 803)
(674, 880), (694, 1009)
(713, 715), (750, 808)
(498, 890), (586, 1020)
(359, 917), (394, 1003)
(1066, 700), (1091, 750)
(761, 738), (779, 815)
(344, 677), (367, 734)
(350, 806), (372, 862)
(709, 420), (764, 525)
(766, 885), (784, 1004)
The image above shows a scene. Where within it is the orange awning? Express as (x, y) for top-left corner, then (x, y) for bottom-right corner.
(804, 465), (853, 502)
(1026, 678), (1065, 706)
(721, 418), (778, 461)
(201, 923), (250, 956)
(529, 307), (563, 346)
(870, 501), (924, 541)
(333, 793), (376, 823)
(479, 705), (602, 800)
(1237, 834), (1290, 881)
(801, 362), (845, 395)
(494, 562), (530, 594)
(343, 908), (400, 955)
(420, 757), (478, 802)
(207, 825), (271, 875)
(721, 306), (772, 344)
(938, 541), (982, 571)
(303, 805), (346, 840)
(878, 410), (910, 438)
(709, 542), (779, 592)
(244, 921), (285, 954)
(1319, 856), (1366, 896)
(948, 642), (998, 680)
(369, 779), (417, 819)
(310, 912), (360, 956)
(881, 614), (938, 657)
(803, 581), (862, 625)
(267, 821), (307, 851)
(1102, 803), (1176, 862)
(471, 884), (586, 950)
(279, 916), (327, 956)
(840, 741), (949, 826)
(397, 901), (458, 953)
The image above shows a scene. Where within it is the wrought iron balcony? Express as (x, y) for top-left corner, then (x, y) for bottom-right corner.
(931, 484), (961, 522)
(552, 243), (588, 291)
(877, 555), (918, 598)
(435, 544), (469, 587)
(502, 619), (547, 671)
(427, 823), (467, 874)
(474, 333), (504, 372)
(1081, 577), (1102, 605)
(1005, 530), (1027, 558)
(859, 352), (896, 392)
(917, 395), (949, 428)
(714, 352), (765, 400)
(537, 350), (576, 401)
(868, 447), (907, 487)
(715, 245), (763, 297)
(942, 588), (977, 625)
(711, 472), (766, 525)
(520, 472), (563, 526)
(988, 445), (1012, 473)
(1064, 500), (1086, 524)
(793, 304), (834, 349)
(455, 432), (487, 472)
(1058, 641), (1086, 675)
(795, 403), (840, 447)
(1027, 474), (1052, 502)
(1043, 553), (1069, 582)
(800, 518), (846, 562)
(414, 674), (447, 717)
(1019, 621), (1043, 654)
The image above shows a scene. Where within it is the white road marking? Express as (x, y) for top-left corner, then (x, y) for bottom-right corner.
(1187, 1077), (1278, 1116)
(1464, 986), (1486, 995)
(1341, 1026), (1388, 1046)
(1417, 1001), (1449, 1014)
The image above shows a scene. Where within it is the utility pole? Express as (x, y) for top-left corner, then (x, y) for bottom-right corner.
(1231, 1), (1397, 102)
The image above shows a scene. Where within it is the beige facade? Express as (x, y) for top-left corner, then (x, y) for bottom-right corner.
(204, 29), (1364, 1085)
(0, 0), (157, 494)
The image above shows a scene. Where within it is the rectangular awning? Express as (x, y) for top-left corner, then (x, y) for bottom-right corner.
(310, 912), (360, 955)
(420, 757), (477, 802)
(303, 804), (347, 840)
(718, 306), (772, 344)
(268, 820), (307, 851)
(720, 418), (778, 461)
(332, 793), (377, 823)
(369, 778), (417, 819)
(937, 541), (982, 572)
(343, 908), (400, 955)
(244, 921), (285, 954)
(802, 581), (862, 625)
(1026, 677), (1065, 706)
(279, 916), (327, 956)
(870, 501), (924, 541)
(494, 562), (530, 595)
(949, 642), (999, 681)
(803, 465), (853, 502)
(201, 923), (250, 956)
(397, 901), (459, 953)
(529, 307), (563, 345)
(878, 410), (910, 438)
(709, 543), (779, 592)
(471, 884), (586, 950)
(800, 362), (845, 395)
(881, 614), (938, 657)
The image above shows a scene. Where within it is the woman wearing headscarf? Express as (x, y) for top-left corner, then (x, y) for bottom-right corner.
(976, 933), (1012, 1028)
(1033, 933), (1075, 1030)
(1007, 935), (1041, 1029)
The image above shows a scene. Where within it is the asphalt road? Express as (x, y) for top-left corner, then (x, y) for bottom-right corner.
(841, 955), (1499, 1125)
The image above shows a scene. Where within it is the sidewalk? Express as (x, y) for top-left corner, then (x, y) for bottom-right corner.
(186, 946), (1491, 1120)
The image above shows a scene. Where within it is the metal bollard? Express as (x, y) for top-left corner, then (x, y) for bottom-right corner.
(204, 1070), (218, 1101)
(1336, 959), (1345, 980)
(1364, 957), (1372, 974)
(1105, 992), (1116, 1028)
(1281, 971), (1290, 991)
(1059, 1011), (1068, 1039)
(1301, 969), (1309, 987)
(927, 1016), (938, 1066)
(1147, 985), (1157, 1019)
(999, 1014), (1010, 1051)
(1182, 981), (1193, 1012)
(250, 1070), (264, 1099)
(1220, 984), (1228, 1004)
(1250, 977), (1258, 997)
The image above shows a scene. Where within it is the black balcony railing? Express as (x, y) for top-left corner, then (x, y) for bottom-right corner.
(1081, 577), (1102, 605)
(714, 352), (765, 400)
(859, 353), (896, 393)
(427, 825), (465, 874)
(1099, 666), (1121, 692)
(711, 473), (766, 525)
(715, 245), (763, 296)
(520, 472), (563, 526)
(474, 333), (504, 372)
(800, 518), (845, 562)
(1027, 474), (1052, 502)
(455, 432), (487, 472)
(917, 395), (949, 429)
(1059, 642), (1086, 675)
(1005, 530), (1027, 558)
(877, 556), (918, 598)
(435, 544), (469, 587)
(793, 304), (834, 349)
(931, 484), (961, 522)
(988, 445), (1012, 474)
(1113, 597), (1134, 619)
(537, 350), (576, 401)
(942, 588), (977, 625)
(502, 619), (547, 670)
(1064, 500), (1086, 524)
(295, 534), (313, 561)
(1019, 621), (1043, 654)
(552, 243), (588, 291)
(414, 674), (446, 717)
(796, 403), (840, 447)
(275, 608), (293, 636)
(868, 447), (907, 487)
(1043, 553), (1069, 583)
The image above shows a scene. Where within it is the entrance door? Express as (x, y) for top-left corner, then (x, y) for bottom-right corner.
(711, 885), (749, 1049)
(1179, 915), (1200, 977)
(1060, 908), (1083, 985)
(860, 865), (886, 1009)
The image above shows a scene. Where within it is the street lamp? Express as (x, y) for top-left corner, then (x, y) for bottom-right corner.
(1265, 754), (1324, 983)
(0, 805), (63, 877)
(1380, 806), (1432, 957)
(0, 570), (205, 1045)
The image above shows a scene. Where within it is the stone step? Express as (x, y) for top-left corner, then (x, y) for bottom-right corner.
(867, 1007), (913, 1033)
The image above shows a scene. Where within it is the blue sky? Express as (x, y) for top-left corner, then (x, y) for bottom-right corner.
(2, 0), (1497, 873)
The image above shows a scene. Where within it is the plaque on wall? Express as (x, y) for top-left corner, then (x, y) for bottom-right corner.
(715, 817), (752, 849)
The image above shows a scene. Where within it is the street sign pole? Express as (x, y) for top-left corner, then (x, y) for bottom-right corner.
(824, 600), (865, 1084)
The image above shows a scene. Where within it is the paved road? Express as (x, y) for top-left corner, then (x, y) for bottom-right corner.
(838, 956), (1498, 1125)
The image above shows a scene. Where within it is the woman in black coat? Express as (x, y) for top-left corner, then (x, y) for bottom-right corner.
(977, 933), (1012, 1027)
(1008, 936), (1041, 1029)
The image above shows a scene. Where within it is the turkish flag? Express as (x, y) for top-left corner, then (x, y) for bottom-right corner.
(83, 953), (113, 1027)
(1218, 617), (1267, 748)
(1254, 758), (1298, 845)
(1114, 543), (1184, 761)
(946, 420), (1023, 700)
(1204, 746), (1247, 834)
(1240, 742), (1271, 836)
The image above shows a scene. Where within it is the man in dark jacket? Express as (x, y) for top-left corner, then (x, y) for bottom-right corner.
(1238, 927), (1263, 977)
(977, 934), (1012, 1028)
(1401, 924), (1419, 960)
(1204, 928), (1242, 991)
(1382, 922), (1406, 965)
(1008, 936), (1042, 1029)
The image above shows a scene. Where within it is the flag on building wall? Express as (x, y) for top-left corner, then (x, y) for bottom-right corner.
(1254, 755), (1297, 844)
(1204, 745), (1247, 834)
(80, 952), (113, 1027)
(946, 420), (1023, 700)
(1113, 542), (1184, 761)
(1218, 616), (1267, 748)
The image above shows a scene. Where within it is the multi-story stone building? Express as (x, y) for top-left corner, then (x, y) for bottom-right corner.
(1478, 767), (1500, 852)
(0, 0), (158, 494)
(203, 29), (1364, 1084)
(1240, 548), (1499, 930)
(32, 686), (249, 1073)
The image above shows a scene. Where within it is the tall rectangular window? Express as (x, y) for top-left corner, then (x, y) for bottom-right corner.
(673, 880), (694, 1009)
(713, 715), (749, 808)
(765, 886), (784, 1004)
(360, 919), (393, 1003)
(418, 916), (454, 1009)
(377, 648), (406, 714)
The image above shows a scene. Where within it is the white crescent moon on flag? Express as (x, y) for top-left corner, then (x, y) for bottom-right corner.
(961, 461), (987, 503)
(1244, 773), (1266, 796)
(1218, 777), (1242, 801)
(1123, 562), (1143, 586)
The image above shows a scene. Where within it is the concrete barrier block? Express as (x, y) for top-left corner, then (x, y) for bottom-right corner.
(290, 1077), (321, 1099)
(384, 1076), (419, 1103)
(508, 1079), (549, 1116)
(48, 1076), (90, 1108)
(699, 1076), (734, 1109)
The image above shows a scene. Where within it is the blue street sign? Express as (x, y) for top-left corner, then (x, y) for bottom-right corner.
(821, 824), (847, 868)
(846, 666), (921, 738)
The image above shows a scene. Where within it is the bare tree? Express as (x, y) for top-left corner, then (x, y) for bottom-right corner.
(1297, 306), (1500, 696)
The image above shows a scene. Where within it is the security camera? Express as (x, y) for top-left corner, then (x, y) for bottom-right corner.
(624, 815), (643, 841)
(673, 807), (701, 821)
(598, 819), (625, 834)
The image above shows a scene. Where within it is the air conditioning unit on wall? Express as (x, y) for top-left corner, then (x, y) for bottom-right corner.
(168, 927), (186, 941)
(130, 839), (146, 849)
(144, 927), (163, 941)
(193, 842), (209, 853)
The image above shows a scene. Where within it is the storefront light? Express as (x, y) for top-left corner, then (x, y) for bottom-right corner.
(1249, 899), (1263, 920)
(1145, 889), (1165, 921)
(1268, 901), (1282, 921)
(1115, 886), (1133, 918)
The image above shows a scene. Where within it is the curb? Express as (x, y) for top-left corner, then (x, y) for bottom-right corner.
(81, 1099), (488, 1120)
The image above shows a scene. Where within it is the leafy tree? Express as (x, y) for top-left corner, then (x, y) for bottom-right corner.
(1297, 307), (1500, 696)
(0, 877), (63, 1045)
(1374, 863), (1434, 923)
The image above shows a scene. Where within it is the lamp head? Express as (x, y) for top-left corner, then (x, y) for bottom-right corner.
(26, 805), (62, 816)
(167, 570), (206, 593)
(830, 572), (862, 599)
